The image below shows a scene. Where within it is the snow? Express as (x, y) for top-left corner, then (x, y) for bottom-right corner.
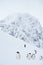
(0, 14), (43, 48)
(0, 14), (43, 65)
(0, 30), (43, 65)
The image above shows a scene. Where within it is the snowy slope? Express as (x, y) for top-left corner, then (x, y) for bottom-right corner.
(0, 14), (43, 65)
(0, 14), (43, 48)
(0, 30), (43, 65)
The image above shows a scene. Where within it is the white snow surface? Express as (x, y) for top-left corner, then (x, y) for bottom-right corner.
(0, 30), (43, 65)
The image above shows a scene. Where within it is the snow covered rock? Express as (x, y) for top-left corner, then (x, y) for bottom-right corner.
(0, 14), (43, 48)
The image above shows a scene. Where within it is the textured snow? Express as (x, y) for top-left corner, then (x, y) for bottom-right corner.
(0, 14), (43, 65)
(0, 14), (43, 48)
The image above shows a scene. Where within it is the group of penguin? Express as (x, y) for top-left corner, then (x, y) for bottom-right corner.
(16, 44), (43, 60)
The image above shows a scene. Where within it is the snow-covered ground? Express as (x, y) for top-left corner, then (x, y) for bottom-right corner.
(0, 14), (43, 65)
(0, 29), (43, 65)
